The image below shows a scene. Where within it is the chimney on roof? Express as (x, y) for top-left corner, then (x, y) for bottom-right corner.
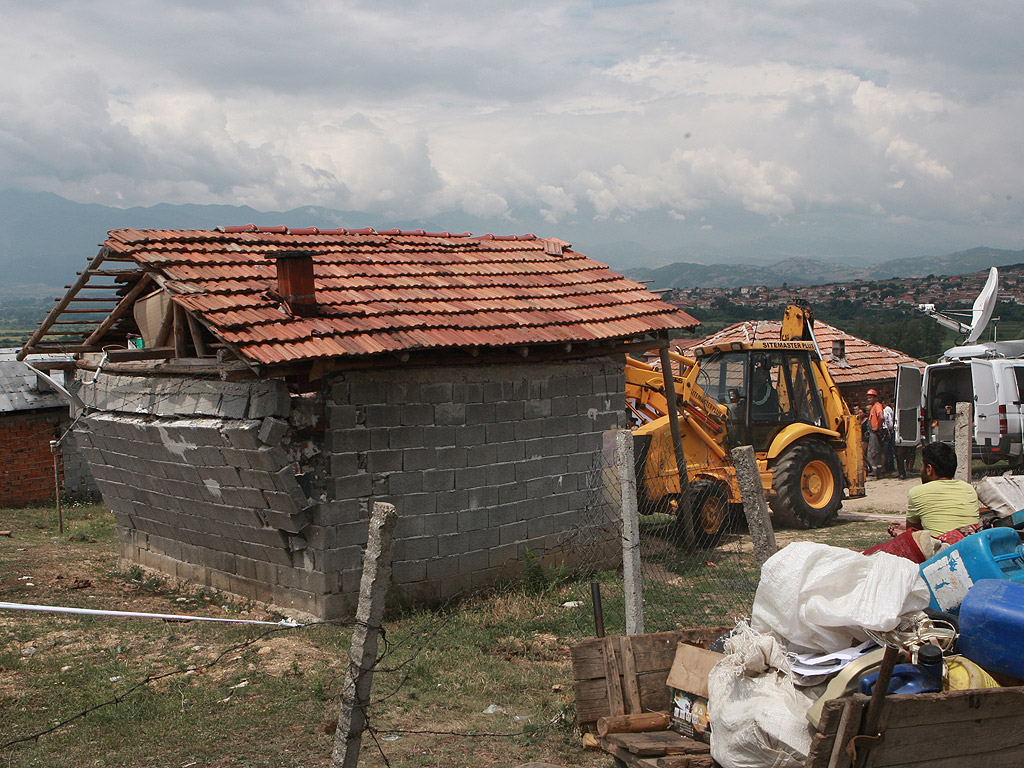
(275, 250), (318, 317)
(832, 339), (846, 361)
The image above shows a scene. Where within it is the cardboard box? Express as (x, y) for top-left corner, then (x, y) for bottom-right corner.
(665, 642), (724, 743)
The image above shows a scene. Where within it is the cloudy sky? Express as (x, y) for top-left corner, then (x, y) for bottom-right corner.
(2, 0), (1023, 264)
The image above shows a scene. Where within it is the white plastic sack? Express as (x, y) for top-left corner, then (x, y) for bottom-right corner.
(707, 623), (817, 768)
(751, 542), (930, 653)
(976, 476), (1024, 517)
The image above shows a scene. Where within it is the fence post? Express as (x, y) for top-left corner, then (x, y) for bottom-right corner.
(955, 402), (972, 483)
(730, 445), (777, 568)
(330, 501), (398, 768)
(616, 429), (645, 636)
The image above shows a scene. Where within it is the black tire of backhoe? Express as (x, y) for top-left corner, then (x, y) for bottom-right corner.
(769, 440), (844, 530)
(672, 480), (731, 548)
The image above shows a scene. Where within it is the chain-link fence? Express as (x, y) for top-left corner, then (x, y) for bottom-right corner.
(553, 430), (761, 640)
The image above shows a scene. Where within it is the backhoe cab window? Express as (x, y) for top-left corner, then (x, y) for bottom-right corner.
(699, 350), (826, 451)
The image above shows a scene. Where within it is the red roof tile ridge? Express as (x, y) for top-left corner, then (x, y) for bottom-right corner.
(473, 233), (539, 241)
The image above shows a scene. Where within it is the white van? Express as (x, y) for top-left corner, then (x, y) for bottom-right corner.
(896, 354), (1024, 467)
(896, 267), (1024, 466)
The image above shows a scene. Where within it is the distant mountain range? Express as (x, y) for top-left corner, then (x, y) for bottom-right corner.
(626, 248), (1024, 290)
(0, 189), (1021, 295)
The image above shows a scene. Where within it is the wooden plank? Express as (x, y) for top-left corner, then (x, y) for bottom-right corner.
(870, 711), (1024, 768)
(604, 637), (626, 717)
(871, 686), (1024, 728)
(572, 628), (731, 681)
(173, 304), (188, 358)
(105, 346), (176, 362)
(828, 697), (865, 768)
(655, 756), (715, 768)
(605, 731), (686, 756)
(598, 739), (648, 766)
(620, 636), (644, 714)
(186, 312), (209, 357)
(575, 672), (674, 724)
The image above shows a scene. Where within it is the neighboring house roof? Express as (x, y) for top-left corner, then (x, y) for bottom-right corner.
(21, 227), (698, 375)
(697, 319), (925, 387)
(0, 359), (66, 414)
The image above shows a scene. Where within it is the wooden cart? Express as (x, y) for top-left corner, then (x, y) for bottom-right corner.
(571, 630), (1024, 768)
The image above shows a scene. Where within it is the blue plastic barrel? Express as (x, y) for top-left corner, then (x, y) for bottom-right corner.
(959, 579), (1024, 681)
(919, 528), (1024, 613)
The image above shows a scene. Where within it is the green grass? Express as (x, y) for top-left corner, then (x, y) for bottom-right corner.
(1, 503), (890, 767)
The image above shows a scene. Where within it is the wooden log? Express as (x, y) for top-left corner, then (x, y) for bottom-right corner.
(597, 711), (670, 737)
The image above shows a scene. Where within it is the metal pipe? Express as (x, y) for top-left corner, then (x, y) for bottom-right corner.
(590, 581), (605, 638)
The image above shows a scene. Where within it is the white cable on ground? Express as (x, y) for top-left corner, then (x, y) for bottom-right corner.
(0, 601), (302, 627)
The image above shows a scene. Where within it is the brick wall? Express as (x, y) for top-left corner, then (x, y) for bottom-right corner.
(75, 358), (625, 619)
(0, 411), (61, 505)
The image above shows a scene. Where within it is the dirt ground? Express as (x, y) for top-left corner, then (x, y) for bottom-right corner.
(840, 475), (914, 519)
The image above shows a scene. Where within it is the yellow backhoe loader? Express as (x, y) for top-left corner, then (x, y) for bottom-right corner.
(626, 304), (865, 545)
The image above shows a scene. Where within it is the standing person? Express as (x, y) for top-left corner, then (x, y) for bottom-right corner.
(866, 389), (885, 478)
(882, 396), (896, 474)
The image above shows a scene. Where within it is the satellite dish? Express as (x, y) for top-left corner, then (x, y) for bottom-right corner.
(966, 267), (998, 344)
(919, 266), (999, 343)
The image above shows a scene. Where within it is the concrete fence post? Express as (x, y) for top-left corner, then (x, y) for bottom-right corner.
(955, 402), (972, 483)
(616, 429), (645, 636)
(330, 501), (398, 768)
(730, 445), (777, 568)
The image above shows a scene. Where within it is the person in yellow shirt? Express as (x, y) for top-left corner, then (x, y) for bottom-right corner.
(904, 442), (980, 536)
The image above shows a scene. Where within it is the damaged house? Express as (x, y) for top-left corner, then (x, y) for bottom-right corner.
(20, 226), (697, 618)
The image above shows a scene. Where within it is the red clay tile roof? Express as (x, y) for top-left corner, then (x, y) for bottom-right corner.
(698, 319), (925, 386)
(97, 227), (698, 367)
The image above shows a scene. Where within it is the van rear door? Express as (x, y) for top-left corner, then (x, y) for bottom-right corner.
(894, 364), (922, 446)
(971, 358), (999, 450)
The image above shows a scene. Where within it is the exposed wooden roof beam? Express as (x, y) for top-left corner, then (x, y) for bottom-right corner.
(19, 247), (111, 360)
(84, 273), (154, 347)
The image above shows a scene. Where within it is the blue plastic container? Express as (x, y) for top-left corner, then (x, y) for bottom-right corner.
(857, 664), (942, 696)
(994, 509), (1024, 530)
(959, 579), (1024, 681)
(919, 528), (1024, 614)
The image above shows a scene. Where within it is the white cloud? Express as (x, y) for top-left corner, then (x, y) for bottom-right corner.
(0, 0), (1022, 258)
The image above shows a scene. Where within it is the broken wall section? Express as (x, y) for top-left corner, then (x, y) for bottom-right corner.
(74, 373), (331, 616)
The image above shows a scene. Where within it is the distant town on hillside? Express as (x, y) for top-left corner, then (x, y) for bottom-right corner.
(663, 264), (1024, 362)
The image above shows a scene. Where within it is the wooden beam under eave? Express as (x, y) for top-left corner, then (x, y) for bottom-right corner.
(83, 273), (153, 347)
(173, 304), (188, 358)
(18, 247), (111, 360)
(185, 312), (208, 357)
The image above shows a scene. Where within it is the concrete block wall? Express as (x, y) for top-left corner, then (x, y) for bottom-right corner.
(59, 419), (98, 500)
(74, 373), (334, 616)
(76, 358), (625, 619)
(324, 357), (626, 606)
